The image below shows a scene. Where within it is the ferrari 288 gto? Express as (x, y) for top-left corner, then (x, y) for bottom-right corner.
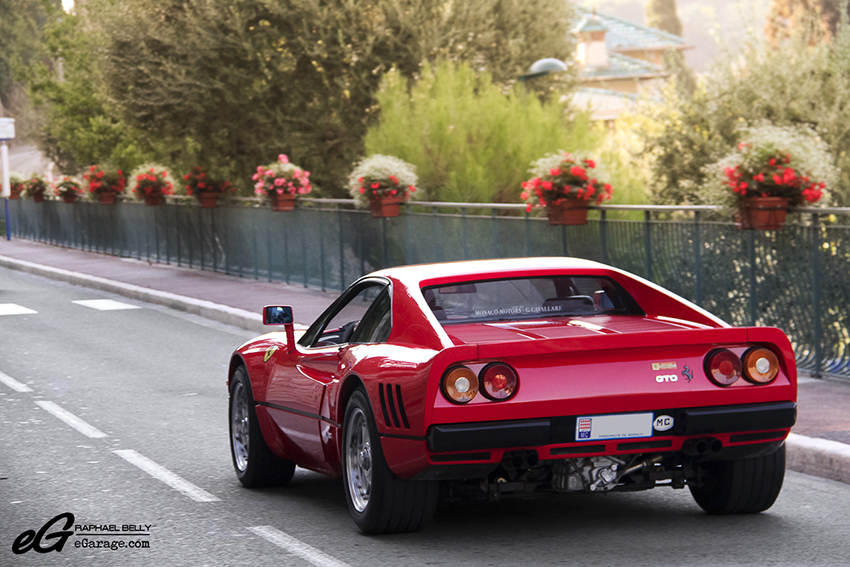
(227, 258), (796, 534)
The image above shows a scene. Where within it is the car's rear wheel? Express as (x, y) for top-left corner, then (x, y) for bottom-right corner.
(229, 366), (295, 487)
(342, 388), (438, 534)
(689, 443), (786, 514)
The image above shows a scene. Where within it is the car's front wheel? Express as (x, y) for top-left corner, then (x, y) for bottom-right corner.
(229, 366), (296, 487)
(342, 388), (437, 534)
(689, 443), (786, 514)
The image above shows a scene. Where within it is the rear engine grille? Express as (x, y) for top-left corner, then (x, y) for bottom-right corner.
(617, 439), (672, 451)
(379, 383), (410, 429)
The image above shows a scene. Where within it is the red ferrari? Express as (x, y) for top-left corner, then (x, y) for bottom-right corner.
(227, 258), (796, 534)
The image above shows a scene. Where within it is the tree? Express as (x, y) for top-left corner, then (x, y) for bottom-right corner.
(645, 0), (695, 94)
(645, 0), (683, 36)
(423, 0), (576, 85)
(641, 19), (850, 207)
(766, 0), (850, 42)
(91, 0), (575, 193)
(0, 0), (58, 136)
(25, 9), (155, 173)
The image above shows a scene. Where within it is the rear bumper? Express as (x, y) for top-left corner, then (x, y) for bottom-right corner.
(426, 401), (797, 453)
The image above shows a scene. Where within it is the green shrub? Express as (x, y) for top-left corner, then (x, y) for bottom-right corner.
(364, 61), (600, 204)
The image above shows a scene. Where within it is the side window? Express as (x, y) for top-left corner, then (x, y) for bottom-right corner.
(350, 288), (391, 344)
(302, 282), (388, 347)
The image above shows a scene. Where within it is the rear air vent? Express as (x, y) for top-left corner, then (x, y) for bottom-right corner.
(729, 431), (786, 443)
(379, 383), (410, 429)
(550, 444), (606, 456)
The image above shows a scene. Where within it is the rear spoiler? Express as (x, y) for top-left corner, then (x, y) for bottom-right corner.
(475, 326), (794, 366)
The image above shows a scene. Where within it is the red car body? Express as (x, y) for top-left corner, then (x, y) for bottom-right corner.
(228, 258), (796, 531)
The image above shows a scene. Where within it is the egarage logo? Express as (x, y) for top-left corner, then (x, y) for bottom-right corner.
(12, 512), (75, 554)
(12, 512), (152, 555)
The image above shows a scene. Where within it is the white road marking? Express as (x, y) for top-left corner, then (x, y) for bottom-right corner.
(34, 400), (108, 438)
(113, 449), (220, 502)
(248, 526), (352, 567)
(0, 371), (33, 393)
(0, 303), (37, 316)
(72, 299), (141, 311)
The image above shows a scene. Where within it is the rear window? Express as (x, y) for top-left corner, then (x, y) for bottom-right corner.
(421, 276), (641, 324)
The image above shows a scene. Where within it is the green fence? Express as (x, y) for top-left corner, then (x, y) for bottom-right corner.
(6, 197), (850, 378)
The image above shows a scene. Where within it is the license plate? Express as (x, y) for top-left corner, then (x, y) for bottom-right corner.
(575, 412), (654, 441)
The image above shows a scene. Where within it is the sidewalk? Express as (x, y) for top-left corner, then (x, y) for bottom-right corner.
(2, 237), (850, 485)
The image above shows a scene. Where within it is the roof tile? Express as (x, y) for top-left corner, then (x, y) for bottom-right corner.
(576, 7), (686, 50)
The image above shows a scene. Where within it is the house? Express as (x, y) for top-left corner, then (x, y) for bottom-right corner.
(573, 7), (691, 121)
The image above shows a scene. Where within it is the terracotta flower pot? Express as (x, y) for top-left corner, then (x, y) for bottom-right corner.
(736, 196), (789, 230)
(98, 192), (116, 205)
(199, 192), (218, 208)
(9, 187), (22, 200)
(369, 194), (406, 218)
(32, 193), (45, 203)
(546, 199), (591, 226)
(144, 194), (162, 207)
(62, 193), (77, 204)
(270, 192), (296, 211)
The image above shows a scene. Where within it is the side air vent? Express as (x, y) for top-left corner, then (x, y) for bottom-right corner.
(378, 383), (410, 429)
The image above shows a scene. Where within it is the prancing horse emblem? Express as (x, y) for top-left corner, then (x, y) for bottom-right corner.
(264, 346), (278, 363)
(682, 365), (693, 383)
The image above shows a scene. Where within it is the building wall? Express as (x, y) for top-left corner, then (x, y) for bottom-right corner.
(580, 77), (641, 94)
(616, 49), (666, 67)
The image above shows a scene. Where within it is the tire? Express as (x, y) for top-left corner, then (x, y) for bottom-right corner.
(689, 443), (786, 514)
(229, 366), (296, 487)
(342, 388), (438, 534)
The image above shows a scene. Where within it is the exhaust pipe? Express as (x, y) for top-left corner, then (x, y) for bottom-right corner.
(682, 437), (723, 456)
(502, 450), (539, 471)
(620, 455), (663, 478)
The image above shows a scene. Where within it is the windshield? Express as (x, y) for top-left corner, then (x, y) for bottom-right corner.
(421, 276), (641, 324)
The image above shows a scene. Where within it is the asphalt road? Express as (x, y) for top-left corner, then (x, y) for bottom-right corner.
(2, 266), (850, 567)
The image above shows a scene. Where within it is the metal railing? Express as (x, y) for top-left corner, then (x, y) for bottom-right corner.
(6, 196), (850, 378)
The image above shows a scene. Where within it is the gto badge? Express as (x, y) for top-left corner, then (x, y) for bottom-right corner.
(655, 374), (678, 383)
(264, 346), (278, 363)
(653, 415), (674, 432)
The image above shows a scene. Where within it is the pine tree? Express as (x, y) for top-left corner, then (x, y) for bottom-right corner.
(645, 0), (694, 94)
(766, 0), (850, 42)
(645, 0), (683, 36)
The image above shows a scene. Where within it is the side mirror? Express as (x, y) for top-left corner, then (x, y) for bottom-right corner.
(263, 305), (296, 353)
(263, 306), (293, 325)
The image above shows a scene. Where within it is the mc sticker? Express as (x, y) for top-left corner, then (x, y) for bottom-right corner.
(653, 415), (674, 432)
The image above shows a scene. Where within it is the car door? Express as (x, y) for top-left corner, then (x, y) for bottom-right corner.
(265, 280), (390, 468)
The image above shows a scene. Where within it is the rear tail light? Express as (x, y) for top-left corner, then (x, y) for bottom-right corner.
(480, 363), (518, 400)
(743, 347), (780, 384)
(705, 349), (742, 386)
(442, 366), (479, 404)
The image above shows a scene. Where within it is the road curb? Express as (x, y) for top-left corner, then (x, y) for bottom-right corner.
(786, 432), (850, 485)
(0, 254), (267, 334)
